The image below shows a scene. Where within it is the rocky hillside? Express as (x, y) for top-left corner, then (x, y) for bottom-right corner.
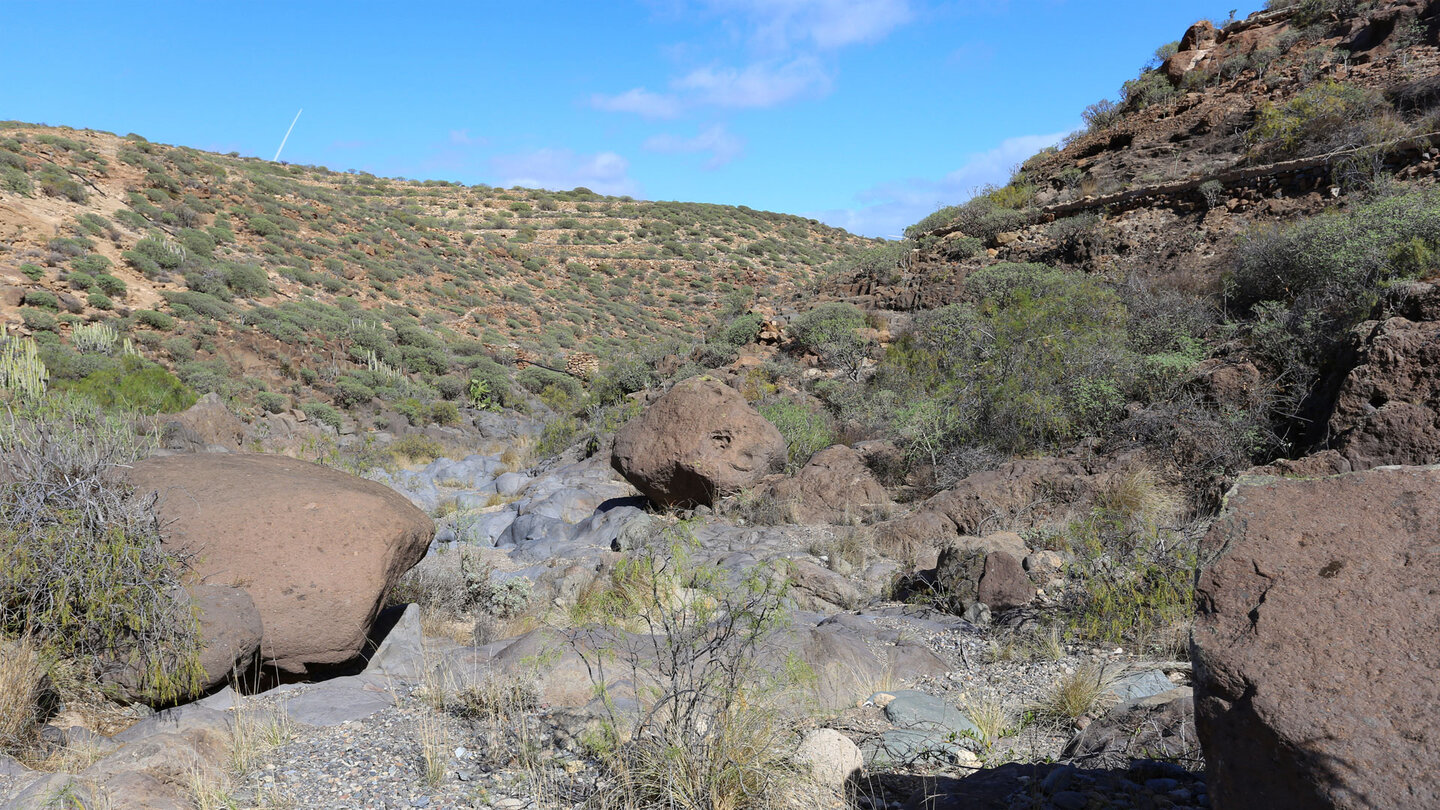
(0, 123), (875, 421)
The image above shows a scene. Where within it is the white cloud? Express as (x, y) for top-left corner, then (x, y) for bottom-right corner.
(593, 0), (909, 118)
(643, 124), (745, 169)
(491, 148), (641, 197)
(810, 131), (1070, 239)
(673, 56), (830, 108)
(589, 87), (683, 119)
(710, 0), (913, 50)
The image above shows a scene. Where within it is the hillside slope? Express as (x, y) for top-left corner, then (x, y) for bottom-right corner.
(0, 124), (875, 419)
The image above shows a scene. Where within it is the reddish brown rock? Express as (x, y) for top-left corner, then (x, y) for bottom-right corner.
(1193, 467), (1440, 809)
(160, 392), (245, 452)
(1327, 317), (1440, 469)
(976, 551), (1035, 612)
(1191, 358), (1262, 409)
(875, 458), (1097, 555)
(128, 454), (433, 675)
(611, 377), (786, 507)
(766, 445), (892, 525)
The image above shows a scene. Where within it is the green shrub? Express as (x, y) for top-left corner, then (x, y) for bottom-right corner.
(302, 402), (343, 430)
(224, 263), (270, 297)
(70, 254), (111, 276)
(0, 393), (203, 703)
(94, 273), (127, 297)
(67, 272), (95, 291)
(19, 264), (42, 282)
(22, 291), (57, 311)
(19, 308), (56, 332)
(0, 165), (31, 196)
(135, 309), (176, 331)
(390, 433), (445, 463)
(758, 398), (836, 472)
(1247, 80), (1390, 157)
(255, 391), (288, 414)
(788, 302), (872, 379)
(430, 400), (460, 426)
(87, 292), (113, 310)
(58, 355), (198, 414)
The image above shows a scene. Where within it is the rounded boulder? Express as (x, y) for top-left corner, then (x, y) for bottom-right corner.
(611, 377), (786, 507)
(128, 453), (434, 676)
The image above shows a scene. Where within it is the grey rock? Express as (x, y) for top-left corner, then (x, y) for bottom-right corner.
(2, 773), (95, 810)
(365, 603), (426, 681)
(0, 755), (29, 777)
(962, 602), (991, 625)
(112, 703), (233, 743)
(860, 729), (965, 767)
(1107, 669), (1174, 706)
(880, 691), (979, 739)
(456, 510), (517, 546)
(494, 472), (531, 497)
(279, 674), (397, 727)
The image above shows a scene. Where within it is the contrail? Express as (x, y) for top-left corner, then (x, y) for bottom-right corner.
(273, 109), (303, 162)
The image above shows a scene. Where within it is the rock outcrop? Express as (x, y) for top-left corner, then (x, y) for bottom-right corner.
(1193, 467), (1440, 809)
(765, 445), (892, 524)
(611, 377), (786, 507)
(128, 454), (434, 676)
(158, 392), (245, 453)
(1327, 310), (1440, 469)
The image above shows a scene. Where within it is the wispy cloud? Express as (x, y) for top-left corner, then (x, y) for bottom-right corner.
(589, 87), (684, 119)
(710, 0), (914, 51)
(643, 124), (745, 169)
(810, 131), (1070, 239)
(673, 56), (829, 108)
(491, 148), (641, 197)
(593, 0), (911, 118)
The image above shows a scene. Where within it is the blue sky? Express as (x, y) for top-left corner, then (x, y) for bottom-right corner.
(4, 1), (1265, 237)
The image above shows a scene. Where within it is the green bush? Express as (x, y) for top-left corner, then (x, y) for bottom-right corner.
(94, 273), (127, 297)
(302, 402), (343, 430)
(70, 254), (111, 276)
(67, 272), (95, 291)
(758, 398), (836, 472)
(224, 263), (270, 297)
(255, 391), (288, 414)
(788, 302), (872, 379)
(86, 292), (113, 310)
(135, 310), (176, 331)
(19, 308), (56, 332)
(22, 291), (57, 311)
(19, 264), (43, 282)
(1247, 80), (1389, 157)
(58, 355), (198, 414)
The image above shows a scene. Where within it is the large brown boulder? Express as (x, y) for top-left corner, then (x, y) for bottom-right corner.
(128, 454), (433, 675)
(611, 377), (786, 507)
(765, 445), (892, 524)
(1327, 316), (1440, 470)
(1193, 467), (1440, 809)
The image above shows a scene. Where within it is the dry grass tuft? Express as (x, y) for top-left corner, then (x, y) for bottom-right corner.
(1034, 663), (1118, 724)
(0, 635), (45, 757)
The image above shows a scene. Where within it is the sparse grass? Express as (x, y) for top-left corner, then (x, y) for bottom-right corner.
(229, 700), (293, 776)
(0, 634), (44, 757)
(1033, 663), (1118, 724)
(960, 696), (1014, 756)
(417, 710), (451, 788)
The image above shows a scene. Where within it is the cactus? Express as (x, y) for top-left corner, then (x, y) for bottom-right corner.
(0, 337), (48, 399)
(72, 322), (119, 355)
